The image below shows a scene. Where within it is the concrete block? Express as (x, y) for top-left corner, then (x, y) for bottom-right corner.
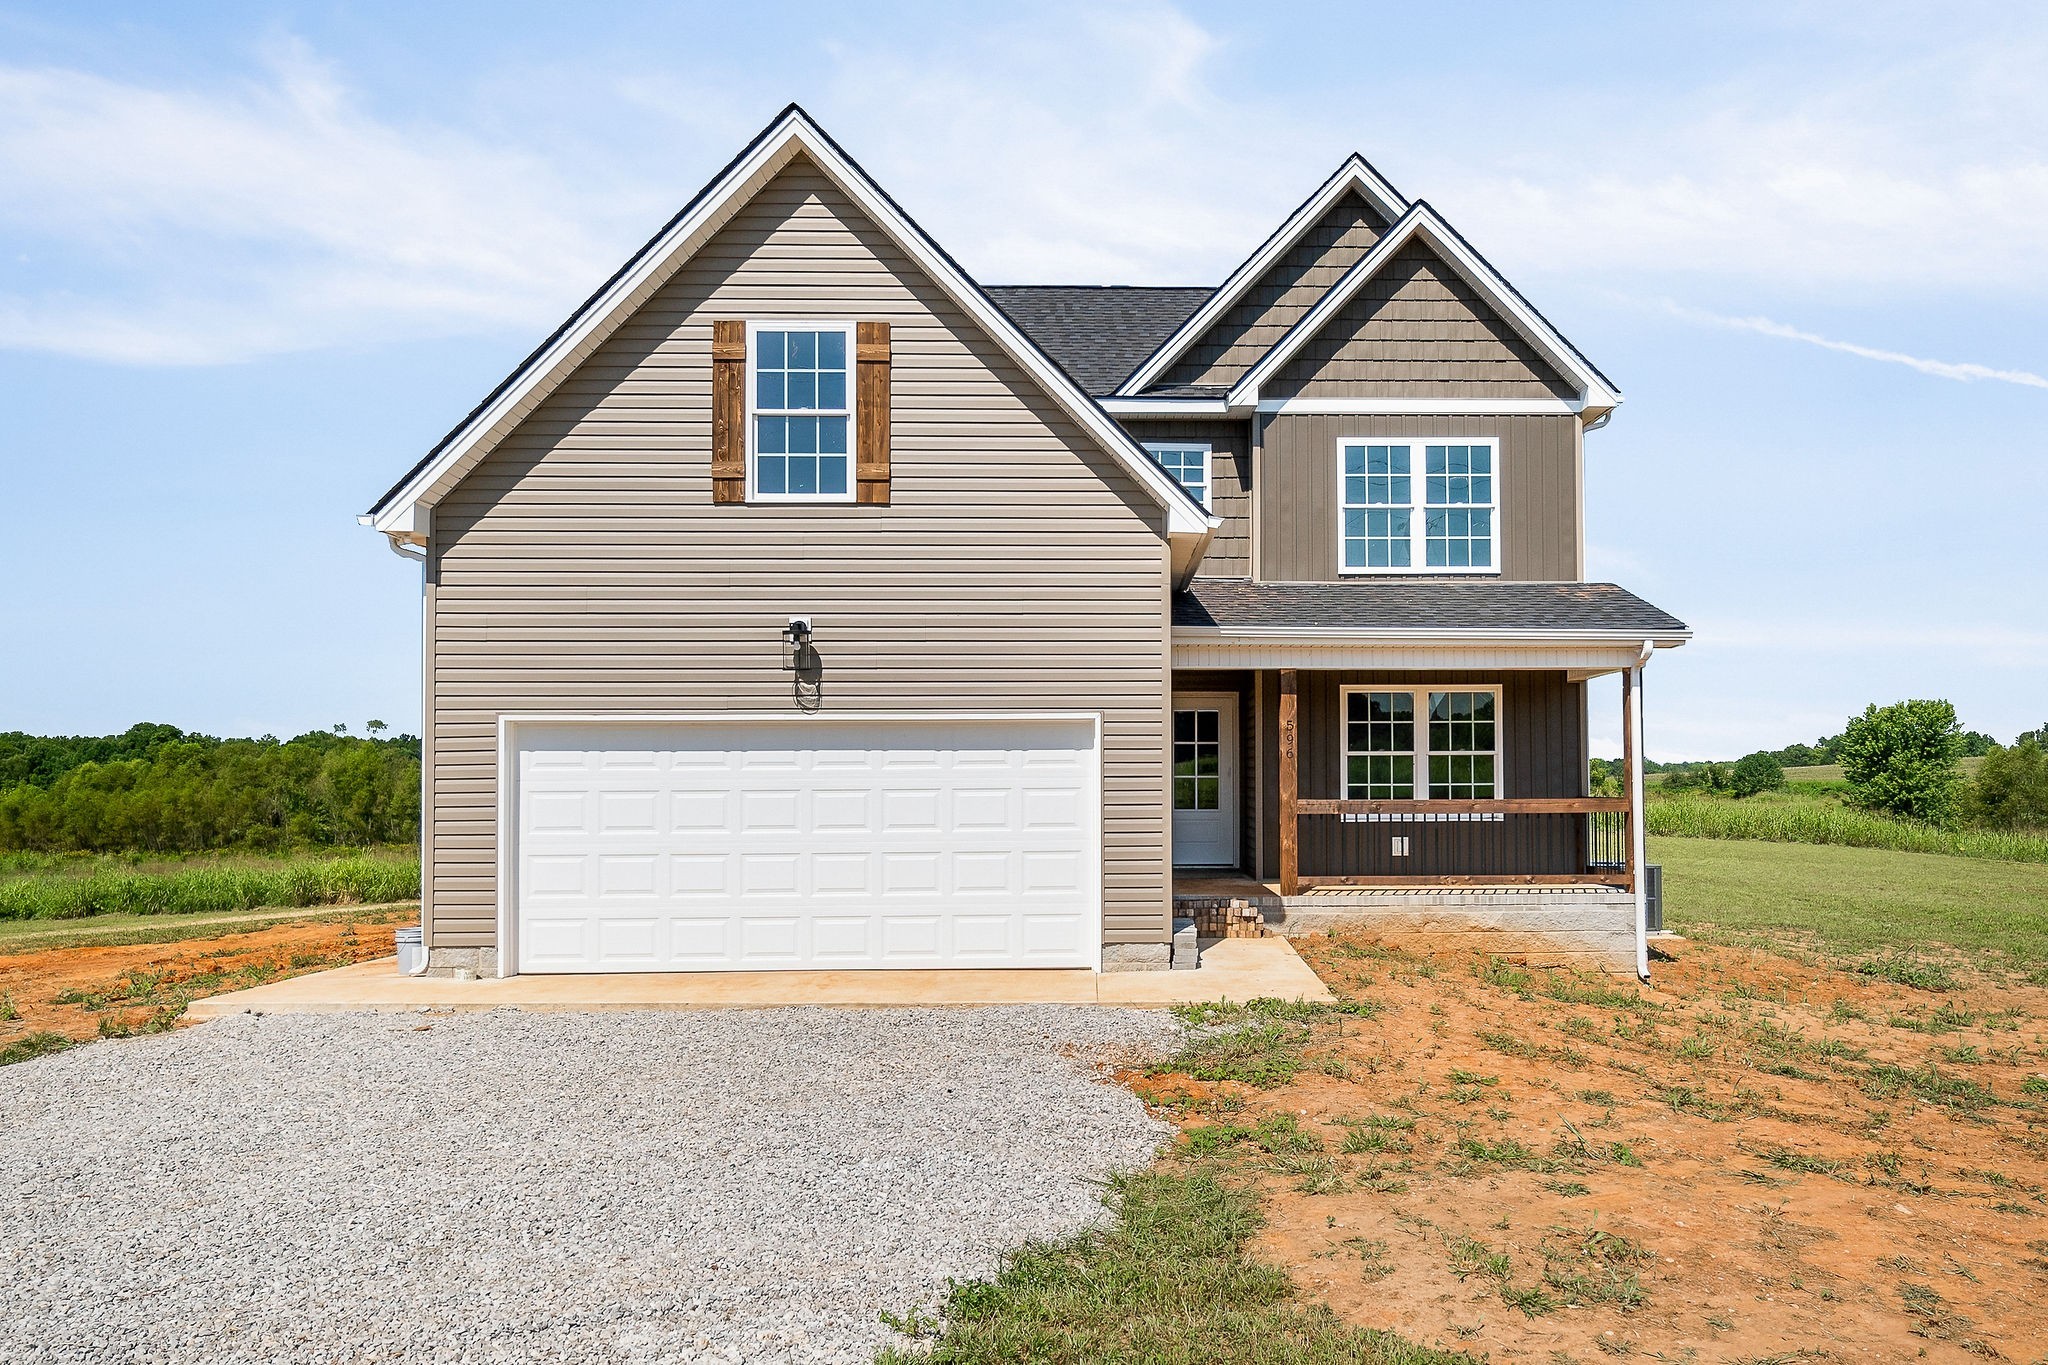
(1101, 942), (1171, 973)
(423, 947), (499, 979)
(1171, 918), (1200, 971)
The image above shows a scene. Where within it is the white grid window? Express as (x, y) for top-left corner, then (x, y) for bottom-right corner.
(750, 324), (853, 501)
(1339, 439), (1497, 573)
(1343, 691), (1415, 798)
(1341, 686), (1500, 801)
(1147, 444), (1210, 508)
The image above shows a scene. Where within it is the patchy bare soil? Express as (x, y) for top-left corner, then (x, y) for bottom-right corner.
(1133, 935), (2048, 1364)
(0, 908), (408, 1046)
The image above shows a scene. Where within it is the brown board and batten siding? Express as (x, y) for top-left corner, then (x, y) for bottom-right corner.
(1114, 419), (1251, 578)
(424, 154), (1174, 953)
(1156, 192), (1389, 392)
(1257, 413), (1581, 582)
(1251, 670), (1587, 880)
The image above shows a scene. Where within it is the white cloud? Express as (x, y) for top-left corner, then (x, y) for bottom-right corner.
(1663, 304), (2048, 389)
(0, 41), (635, 363)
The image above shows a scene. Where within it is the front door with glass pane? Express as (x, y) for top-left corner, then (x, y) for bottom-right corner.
(1171, 694), (1238, 867)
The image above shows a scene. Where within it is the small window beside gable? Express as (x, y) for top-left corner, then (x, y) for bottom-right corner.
(1146, 443), (1210, 508)
(750, 323), (854, 501)
(1339, 439), (1496, 573)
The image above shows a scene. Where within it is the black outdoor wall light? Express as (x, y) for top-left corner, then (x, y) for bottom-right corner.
(780, 617), (818, 672)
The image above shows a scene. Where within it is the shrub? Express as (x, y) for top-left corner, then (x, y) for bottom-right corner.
(1838, 700), (1964, 825)
(1729, 751), (1786, 798)
(1965, 741), (2048, 831)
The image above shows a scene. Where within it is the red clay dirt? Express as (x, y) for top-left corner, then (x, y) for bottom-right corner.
(1133, 933), (2048, 1364)
(0, 909), (408, 1045)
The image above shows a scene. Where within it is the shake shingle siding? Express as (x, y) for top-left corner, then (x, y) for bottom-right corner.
(1156, 191), (1390, 391)
(1269, 241), (1576, 400)
(425, 156), (1173, 952)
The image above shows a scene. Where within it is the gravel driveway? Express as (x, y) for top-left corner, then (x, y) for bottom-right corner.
(0, 1006), (1178, 1364)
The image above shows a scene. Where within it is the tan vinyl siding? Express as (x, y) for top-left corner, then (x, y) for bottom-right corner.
(1269, 242), (1576, 400)
(1256, 413), (1580, 582)
(1156, 192), (1388, 391)
(425, 155), (1173, 951)
(1115, 419), (1251, 577)
(1253, 670), (1585, 879)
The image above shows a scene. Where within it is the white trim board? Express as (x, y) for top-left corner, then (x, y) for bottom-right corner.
(493, 709), (1107, 979)
(364, 106), (1214, 540)
(1225, 202), (1623, 416)
(1115, 154), (1410, 397)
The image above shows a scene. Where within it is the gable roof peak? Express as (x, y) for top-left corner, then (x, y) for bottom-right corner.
(1113, 153), (1410, 396)
(363, 103), (1214, 540)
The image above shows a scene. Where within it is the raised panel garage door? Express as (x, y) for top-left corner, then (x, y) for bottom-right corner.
(511, 717), (1100, 973)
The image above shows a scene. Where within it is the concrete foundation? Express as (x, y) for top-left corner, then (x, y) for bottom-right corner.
(424, 947), (499, 979)
(1100, 942), (1172, 973)
(1174, 877), (1639, 976)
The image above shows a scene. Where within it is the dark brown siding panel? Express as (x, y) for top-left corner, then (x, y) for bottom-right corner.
(1269, 242), (1577, 400)
(1253, 671), (1584, 880)
(1158, 192), (1389, 391)
(1258, 414), (1579, 583)
(1116, 418), (1252, 577)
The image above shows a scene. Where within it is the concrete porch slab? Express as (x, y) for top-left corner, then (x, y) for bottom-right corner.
(182, 936), (1331, 1019)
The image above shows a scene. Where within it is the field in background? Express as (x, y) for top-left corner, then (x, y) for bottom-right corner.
(0, 846), (419, 921)
(1646, 790), (2048, 862)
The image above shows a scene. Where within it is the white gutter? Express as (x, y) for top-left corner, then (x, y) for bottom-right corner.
(1173, 625), (1692, 646)
(1629, 638), (1653, 982)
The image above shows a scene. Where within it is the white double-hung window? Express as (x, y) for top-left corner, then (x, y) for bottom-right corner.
(1341, 686), (1501, 800)
(1146, 443), (1210, 507)
(749, 323), (854, 501)
(1339, 439), (1496, 572)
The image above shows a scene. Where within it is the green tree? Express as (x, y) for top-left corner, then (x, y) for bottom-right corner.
(1838, 699), (1964, 824)
(1964, 741), (2048, 830)
(1730, 751), (1786, 798)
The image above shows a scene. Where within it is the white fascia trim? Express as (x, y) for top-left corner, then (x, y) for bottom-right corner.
(1174, 626), (1691, 647)
(1258, 396), (1585, 416)
(1115, 155), (1409, 398)
(370, 108), (1210, 538)
(1098, 396), (1235, 417)
(1226, 203), (1624, 414)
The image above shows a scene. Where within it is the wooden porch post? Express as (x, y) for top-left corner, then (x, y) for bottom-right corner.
(1620, 669), (1638, 893)
(1279, 669), (1299, 896)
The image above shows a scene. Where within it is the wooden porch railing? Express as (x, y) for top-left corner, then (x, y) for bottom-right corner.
(1277, 668), (1642, 895)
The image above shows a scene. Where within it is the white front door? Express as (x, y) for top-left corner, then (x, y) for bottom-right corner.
(1170, 694), (1238, 868)
(508, 716), (1100, 973)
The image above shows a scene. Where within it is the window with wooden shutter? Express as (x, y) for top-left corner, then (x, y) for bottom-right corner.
(710, 319), (746, 503)
(855, 321), (891, 505)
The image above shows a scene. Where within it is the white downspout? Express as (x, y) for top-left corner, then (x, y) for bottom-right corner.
(1628, 640), (1652, 982)
(407, 517), (433, 974)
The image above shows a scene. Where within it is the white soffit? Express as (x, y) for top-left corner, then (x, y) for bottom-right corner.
(365, 105), (1213, 538)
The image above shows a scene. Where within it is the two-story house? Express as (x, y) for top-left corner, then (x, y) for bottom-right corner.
(362, 107), (1687, 983)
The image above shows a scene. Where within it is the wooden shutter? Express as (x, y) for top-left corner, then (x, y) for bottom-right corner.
(856, 321), (891, 505)
(710, 320), (746, 504)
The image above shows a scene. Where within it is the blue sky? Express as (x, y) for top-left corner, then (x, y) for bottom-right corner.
(2, 1), (2042, 758)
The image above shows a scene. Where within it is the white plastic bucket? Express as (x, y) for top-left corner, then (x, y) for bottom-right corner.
(394, 925), (426, 975)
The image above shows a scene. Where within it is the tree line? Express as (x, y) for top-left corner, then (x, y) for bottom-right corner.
(0, 723), (421, 853)
(1623, 701), (2047, 831)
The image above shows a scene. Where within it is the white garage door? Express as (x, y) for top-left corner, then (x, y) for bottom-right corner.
(509, 717), (1100, 973)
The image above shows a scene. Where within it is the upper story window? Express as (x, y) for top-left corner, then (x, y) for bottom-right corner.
(1339, 439), (1496, 573)
(1342, 686), (1500, 800)
(750, 323), (854, 501)
(1146, 443), (1210, 508)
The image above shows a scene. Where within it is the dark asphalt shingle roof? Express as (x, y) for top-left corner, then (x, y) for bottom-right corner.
(983, 286), (1214, 396)
(1174, 579), (1688, 635)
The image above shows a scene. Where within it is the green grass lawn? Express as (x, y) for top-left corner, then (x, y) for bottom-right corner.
(1653, 835), (2048, 969)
